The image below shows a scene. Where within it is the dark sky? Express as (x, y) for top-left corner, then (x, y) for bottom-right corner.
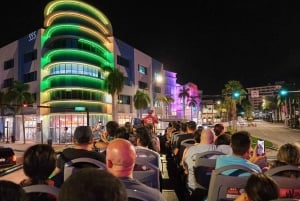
(2, 1), (300, 94)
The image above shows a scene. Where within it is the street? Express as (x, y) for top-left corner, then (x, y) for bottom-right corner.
(235, 120), (300, 148)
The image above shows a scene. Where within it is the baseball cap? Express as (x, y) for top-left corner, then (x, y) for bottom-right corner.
(74, 126), (93, 144)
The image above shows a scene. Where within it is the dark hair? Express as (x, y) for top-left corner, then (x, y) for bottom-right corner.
(231, 131), (251, 156)
(23, 144), (56, 184)
(59, 168), (127, 201)
(194, 127), (203, 143)
(116, 126), (130, 140)
(186, 121), (197, 131)
(74, 126), (93, 144)
(106, 121), (119, 139)
(180, 122), (187, 132)
(213, 123), (224, 136)
(135, 126), (155, 151)
(245, 173), (279, 201)
(215, 133), (231, 146)
(0, 180), (28, 201)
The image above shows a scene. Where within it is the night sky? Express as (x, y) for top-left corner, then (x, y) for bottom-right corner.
(2, 1), (300, 94)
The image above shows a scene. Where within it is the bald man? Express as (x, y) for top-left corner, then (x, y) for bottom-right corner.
(106, 138), (166, 201)
(182, 128), (217, 201)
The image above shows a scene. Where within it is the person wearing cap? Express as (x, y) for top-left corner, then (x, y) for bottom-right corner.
(49, 125), (106, 187)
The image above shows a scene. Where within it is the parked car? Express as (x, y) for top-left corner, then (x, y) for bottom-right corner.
(0, 146), (17, 168)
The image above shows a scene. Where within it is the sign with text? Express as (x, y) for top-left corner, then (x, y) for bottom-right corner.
(251, 90), (259, 98)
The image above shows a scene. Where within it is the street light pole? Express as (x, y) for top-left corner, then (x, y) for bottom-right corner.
(6, 121), (9, 143)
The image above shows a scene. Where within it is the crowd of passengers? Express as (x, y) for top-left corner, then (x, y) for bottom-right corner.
(163, 120), (300, 201)
(2, 118), (300, 201)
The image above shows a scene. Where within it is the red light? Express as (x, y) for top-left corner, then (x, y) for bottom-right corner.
(23, 104), (28, 107)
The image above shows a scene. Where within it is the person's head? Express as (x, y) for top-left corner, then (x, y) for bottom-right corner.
(59, 168), (127, 201)
(193, 127), (203, 143)
(23, 144), (56, 184)
(106, 121), (119, 139)
(116, 126), (130, 140)
(0, 180), (28, 201)
(135, 126), (153, 148)
(200, 128), (215, 144)
(213, 123), (225, 137)
(244, 173), (279, 201)
(106, 138), (136, 178)
(148, 109), (154, 114)
(124, 121), (133, 133)
(277, 143), (300, 166)
(215, 133), (231, 146)
(186, 121), (197, 133)
(231, 131), (251, 158)
(73, 125), (93, 144)
(180, 121), (187, 133)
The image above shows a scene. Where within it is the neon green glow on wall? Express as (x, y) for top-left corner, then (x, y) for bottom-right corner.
(78, 38), (112, 58)
(42, 24), (110, 47)
(44, 0), (113, 33)
(41, 74), (105, 92)
(41, 49), (112, 68)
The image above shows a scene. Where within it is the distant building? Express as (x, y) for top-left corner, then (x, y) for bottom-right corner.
(0, 0), (200, 143)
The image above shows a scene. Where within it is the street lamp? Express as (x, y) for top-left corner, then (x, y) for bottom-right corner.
(6, 120), (9, 143)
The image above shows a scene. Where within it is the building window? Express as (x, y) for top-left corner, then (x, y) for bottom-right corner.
(138, 81), (148, 89)
(3, 78), (13, 88)
(117, 55), (129, 67)
(4, 59), (14, 70)
(24, 71), (37, 83)
(24, 50), (37, 63)
(154, 86), (161, 93)
(138, 64), (147, 75)
(118, 95), (131, 105)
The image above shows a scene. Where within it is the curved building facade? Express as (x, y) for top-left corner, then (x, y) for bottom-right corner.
(41, 0), (114, 142)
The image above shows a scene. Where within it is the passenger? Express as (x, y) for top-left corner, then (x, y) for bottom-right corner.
(215, 131), (265, 175)
(234, 173), (279, 201)
(49, 125), (106, 187)
(268, 143), (300, 177)
(181, 126), (203, 173)
(173, 121), (197, 163)
(183, 128), (216, 201)
(143, 109), (159, 133)
(59, 168), (127, 201)
(135, 126), (163, 191)
(215, 133), (232, 155)
(0, 180), (28, 201)
(94, 120), (119, 149)
(145, 124), (161, 153)
(106, 138), (166, 201)
(116, 126), (130, 140)
(124, 121), (136, 145)
(20, 144), (57, 201)
(213, 123), (225, 141)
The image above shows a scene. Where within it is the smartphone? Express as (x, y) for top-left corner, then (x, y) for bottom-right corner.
(257, 139), (265, 156)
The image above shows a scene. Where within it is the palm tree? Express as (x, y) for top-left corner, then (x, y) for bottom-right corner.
(222, 80), (246, 130)
(133, 90), (151, 118)
(164, 95), (174, 118)
(155, 95), (175, 118)
(7, 81), (34, 144)
(178, 86), (190, 119)
(104, 68), (125, 121)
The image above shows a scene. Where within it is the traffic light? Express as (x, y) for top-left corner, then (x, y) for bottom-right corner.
(232, 91), (240, 99)
(279, 89), (288, 96)
(23, 103), (28, 107)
